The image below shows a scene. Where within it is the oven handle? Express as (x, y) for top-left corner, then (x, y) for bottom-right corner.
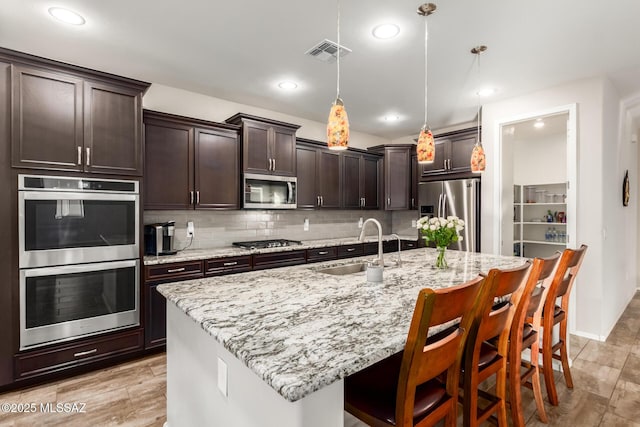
(287, 182), (294, 204)
(21, 259), (139, 277)
(21, 191), (138, 202)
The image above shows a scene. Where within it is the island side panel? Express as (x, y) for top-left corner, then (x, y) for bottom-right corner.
(165, 302), (345, 427)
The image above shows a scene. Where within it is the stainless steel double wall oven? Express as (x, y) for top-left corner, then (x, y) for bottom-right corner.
(18, 175), (140, 349)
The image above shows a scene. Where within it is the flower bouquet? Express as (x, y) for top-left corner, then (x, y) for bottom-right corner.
(416, 216), (465, 268)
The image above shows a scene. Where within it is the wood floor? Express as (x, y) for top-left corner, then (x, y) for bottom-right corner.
(2, 293), (639, 427)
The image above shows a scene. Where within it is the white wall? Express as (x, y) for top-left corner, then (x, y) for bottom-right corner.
(512, 132), (567, 185)
(143, 84), (390, 149)
(482, 77), (611, 339)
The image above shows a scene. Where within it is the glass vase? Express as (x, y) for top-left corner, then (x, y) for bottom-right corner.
(435, 246), (448, 269)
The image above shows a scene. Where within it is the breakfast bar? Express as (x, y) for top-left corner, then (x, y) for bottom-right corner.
(157, 248), (526, 427)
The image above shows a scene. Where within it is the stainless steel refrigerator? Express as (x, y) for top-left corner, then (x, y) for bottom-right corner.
(418, 178), (480, 252)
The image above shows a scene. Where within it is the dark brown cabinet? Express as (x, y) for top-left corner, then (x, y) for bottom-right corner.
(369, 144), (414, 210)
(144, 110), (241, 210)
(342, 152), (381, 209)
(205, 256), (252, 276)
(410, 153), (418, 210)
(295, 139), (340, 209)
(226, 113), (300, 176)
(253, 250), (306, 270)
(420, 128), (478, 178)
(307, 246), (338, 262)
(11, 64), (147, 175)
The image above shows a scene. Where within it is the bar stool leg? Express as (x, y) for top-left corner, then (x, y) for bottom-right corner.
(559, 317), (573, 389)
(530, 337), (549, 422)
(541, 326), (559, 406)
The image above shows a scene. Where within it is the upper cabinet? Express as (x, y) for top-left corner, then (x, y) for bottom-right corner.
(420, 128), (478, 179)
(296, 139), (381, 210)
(226, 113), (300, 177)
(369, 144), (414, 211)
(6, 50), (149, 176)
(144, 110), (241, 210)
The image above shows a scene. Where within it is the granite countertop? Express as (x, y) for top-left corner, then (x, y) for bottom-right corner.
(143, 234), (419, 265)
(156, 248), (526, 402)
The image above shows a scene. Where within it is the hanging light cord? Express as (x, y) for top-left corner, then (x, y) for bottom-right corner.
(423, 15), (428, 127)
(336, 0), (341, 100)
(476, 51), (481, 145)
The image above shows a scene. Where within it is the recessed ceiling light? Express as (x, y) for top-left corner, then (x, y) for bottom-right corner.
(477, 88), (496, 97)
(383, 115), (401, 122)
(48, 7), (86, 25)
(372, 24), (400, 39)
(534, 119), (545, 129)
(278, 81), (298, 90)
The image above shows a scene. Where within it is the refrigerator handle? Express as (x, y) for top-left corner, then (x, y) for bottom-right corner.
(442, 193), (448, 218)
(437, 194), (443, 218)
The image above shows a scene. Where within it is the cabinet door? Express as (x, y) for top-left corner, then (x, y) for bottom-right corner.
(243, 121), (270, 174)
(271, 125), (296, 176)
(362, 155), (380, 209)
(11, 65), (83, 171)
(318, 150), (341, 208)
(145, 284), (166, 349)
(341, 152), (361, 209)
(296, 145), (319, 209)
(410, 153), (418, 210)
(144, 120), (194, 209)
(420, 140), (448, 176)
(194, 128), (239, 209)
(385, 147), (410, 210)
(84, 81), (142, 175)
(448, 134), (477, 173)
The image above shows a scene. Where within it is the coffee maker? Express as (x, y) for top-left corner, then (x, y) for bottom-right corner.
(144, 221), (178, 256)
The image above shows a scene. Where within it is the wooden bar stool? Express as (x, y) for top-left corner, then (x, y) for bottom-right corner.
(539, 244), (588, 406)
(344, 276), (484, 427)
(460, 261), (531, 427)
(508, 253), (560, 427)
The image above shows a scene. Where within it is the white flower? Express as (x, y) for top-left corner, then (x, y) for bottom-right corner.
(458, 219), (465, 226)
(422, 224), (430, 230)
(456, 225), (463, 232)
(458, 236), (464, 241)
(430, 224), (437, 231)
(447, 222), (454, 228)
(429, 217), (438, 224)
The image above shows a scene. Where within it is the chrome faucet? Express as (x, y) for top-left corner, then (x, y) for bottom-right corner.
(358, 218), (384, 267)
(389, 233), (402, 267)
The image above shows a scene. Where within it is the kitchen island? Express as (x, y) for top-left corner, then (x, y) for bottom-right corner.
(157, 248), (526, 427)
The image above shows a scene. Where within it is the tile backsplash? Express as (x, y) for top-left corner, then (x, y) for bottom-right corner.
(143, 210), (418, 250)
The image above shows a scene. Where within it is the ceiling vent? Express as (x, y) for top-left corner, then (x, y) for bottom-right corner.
(305, 39), (352, 63)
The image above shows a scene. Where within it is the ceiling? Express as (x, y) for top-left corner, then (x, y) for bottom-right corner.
(503, 113), (568, 142)
(3, 1), (640, 140)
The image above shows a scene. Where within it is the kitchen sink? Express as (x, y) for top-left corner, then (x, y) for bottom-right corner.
(315, 262), (368, 275)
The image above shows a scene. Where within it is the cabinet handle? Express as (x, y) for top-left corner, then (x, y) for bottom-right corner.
(77, 146), (82, 165)
(167, 267), (186, 273)
(196, 191), (200, 205)
(85, 147), (91, 166)
(347, 248), (356, 252)
(317, 195), (320, 207)
(406, 243), (415, 248)
(268, 158), (273, 171)
(223, 261), (238, 266)
(387, 197), (391, 207)
(272, 158), (276, 171)
(320, 196), (324, 206)
(74, 348), (97, 358)
(318, 251), (329, 255)
(411, 198), (415, 209)
(190, 191), (194, 205)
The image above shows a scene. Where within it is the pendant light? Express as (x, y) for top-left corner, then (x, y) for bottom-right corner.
(470, 45), (487, 173)
(416, 3), (436, 164)
(327, 0), (349, 150)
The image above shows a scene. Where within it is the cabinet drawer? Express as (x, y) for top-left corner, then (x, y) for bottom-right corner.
(337, 244), (364, 259)
(401, 240), (419, 250)
(205, 256), (252, 276)
(15, 330), (142, 379)
(307, 247), (338, 263)
(383, 240), (399, 253)
(145, 260), (204, 284)
(363, 242), (378, 256)
(253, 250), (306, 270)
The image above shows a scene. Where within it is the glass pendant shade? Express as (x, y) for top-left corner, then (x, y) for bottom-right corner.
(327, 98), (349, 150)
(416, 126), (435, 163)
(470, 143), (486, 173)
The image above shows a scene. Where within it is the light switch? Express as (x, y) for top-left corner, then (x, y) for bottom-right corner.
(411, 219), (417, 228)
(303, 218), (309, 231)
(217, 357), (228, 397)
(358, 217), (363, 228)
(187, 221), (195, 237)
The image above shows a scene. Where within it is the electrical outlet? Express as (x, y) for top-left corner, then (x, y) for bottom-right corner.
(217, 357), (228, 397)
(187, 221), (195, 238)
(358, 217), (363, 228)
(303, 218), (309, 231)
(411, 219), (417, 228)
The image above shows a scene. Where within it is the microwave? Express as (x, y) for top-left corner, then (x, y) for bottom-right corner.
(243, 173), (297, 209)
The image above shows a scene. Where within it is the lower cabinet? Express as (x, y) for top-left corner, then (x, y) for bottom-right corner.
(145, 284), (167, 349)
(14, 329), (143, 381)
(253, 250), (307, 270)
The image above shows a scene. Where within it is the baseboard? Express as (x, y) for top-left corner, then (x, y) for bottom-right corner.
(571, 330), (604, 342)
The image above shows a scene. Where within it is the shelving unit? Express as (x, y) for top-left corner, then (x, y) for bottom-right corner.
(513, 183), (568, 258)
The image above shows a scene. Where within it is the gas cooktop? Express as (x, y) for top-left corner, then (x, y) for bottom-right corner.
(232, 239), (302, 250)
